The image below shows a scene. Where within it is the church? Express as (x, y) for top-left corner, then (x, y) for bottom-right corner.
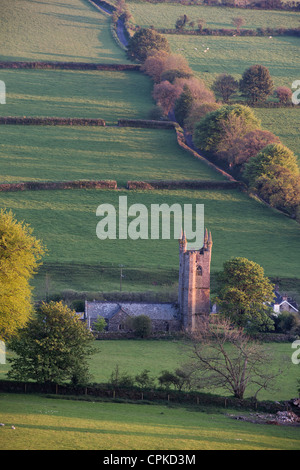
(84, 229), (213, 334)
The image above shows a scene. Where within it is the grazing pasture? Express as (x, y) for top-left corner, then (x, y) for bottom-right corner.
(0, 0), (127, 63)
(0, 126), (225, 186)
(1, 394), (299, 450)
(164, 34), (300, 89)
(128, 2), (300, 31)
(255, 107), (300, 161)
(0, 69), (154, 124)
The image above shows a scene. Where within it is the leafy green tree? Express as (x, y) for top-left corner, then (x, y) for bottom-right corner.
(92, 316), (107, 333)
(127, 28), (170, 62)
(216, 257), (275, 331)
(193, 104), (260, 154)
(0, 210), (45, 341)
(8, 301), (95, 385)
(243, 143), (299, 187)
(174, 85), (194, 126)
(212, 74), (239, 103)
(239, 65), (274, 104)
(255, 165), (300, 216)
(135, 369), (156, 389)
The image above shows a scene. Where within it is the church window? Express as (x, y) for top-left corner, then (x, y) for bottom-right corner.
(196, 265), (202, 276)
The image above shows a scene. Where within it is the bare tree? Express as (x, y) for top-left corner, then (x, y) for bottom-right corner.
(183, 317), (284, 400)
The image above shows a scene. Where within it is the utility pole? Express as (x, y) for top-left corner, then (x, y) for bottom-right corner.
(119, 265), (125, 291)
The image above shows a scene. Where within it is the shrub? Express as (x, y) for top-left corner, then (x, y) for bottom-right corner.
(274, 86), (292, 104)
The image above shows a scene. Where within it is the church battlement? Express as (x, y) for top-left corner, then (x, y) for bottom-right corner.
(178, 228), (212, 333)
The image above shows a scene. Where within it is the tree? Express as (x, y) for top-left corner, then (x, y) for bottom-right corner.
(175, 14), (190, 31)
(126, 315), (152, 338)
(215, 257), (275, 331)
(92, 316), (107, 333)
(212, 74), (239, 103)
(255, 165), (300, 216)
(193, 104), (260, 154)
(152, 80), (182, 115)
(184, 102), (220, 135)
(184, 316), (283, 399)
(243, 143), (299, 187)
(174, 77), (215, 103)
(8, 301), (95, 385)
(197, 18), (206, 33)
(232, 16), (245, 32)
(0, 210), (45, 341)
(158, 368), (192, 391)
(135, 369), (156, 389)
(239, 65), (274, 104)
(274, 86), (292, 104)
(174, 85), (194, 126)
(127, 28), (170, 62)
(228, 129), (281, 169)
(216, 113), (262, 166)
(140, 50), (170, 82)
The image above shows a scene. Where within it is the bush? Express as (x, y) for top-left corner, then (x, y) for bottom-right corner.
(274, 86), (292, 104)
(126, 315), (152, 338)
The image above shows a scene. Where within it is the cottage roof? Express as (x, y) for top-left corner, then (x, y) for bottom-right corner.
(272, 291), (299, 312)
(85, 301), (179, 321)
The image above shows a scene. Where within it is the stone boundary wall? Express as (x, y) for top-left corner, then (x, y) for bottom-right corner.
(0, 180), (117, 192)
(0, 379), (294, 414)
(0, 117), (106, 126)
(0, 61), (140, 71)
(118, 119), (176, 129)
(127, 180), (242, 190)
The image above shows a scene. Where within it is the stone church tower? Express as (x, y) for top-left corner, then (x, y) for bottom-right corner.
(178, 228), (212, 333)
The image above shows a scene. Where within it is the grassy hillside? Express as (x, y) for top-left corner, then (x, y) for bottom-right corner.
(128, 2), (300, 30)
(0, 0), (127, 63)
(164, 34), (300, 89)
(1, 394), (299, 450)
(0, 188), (298, 298)
(255, 107), (300, 162)
(0, 69), (154, 124)
(0, 126), (225, 186)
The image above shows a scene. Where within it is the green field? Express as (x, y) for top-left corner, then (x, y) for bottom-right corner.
(0, 188), (298, 298)
(0, 0), (126, 63)
(164, 34), (300, 89)
(0, 69), (154, 124)
(0, 126), (225, 186)
(1, 394), (299, 450)
(255, 107), (300, 161)
(128, 2), (300, 30)
(1, 340), (298, 400)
